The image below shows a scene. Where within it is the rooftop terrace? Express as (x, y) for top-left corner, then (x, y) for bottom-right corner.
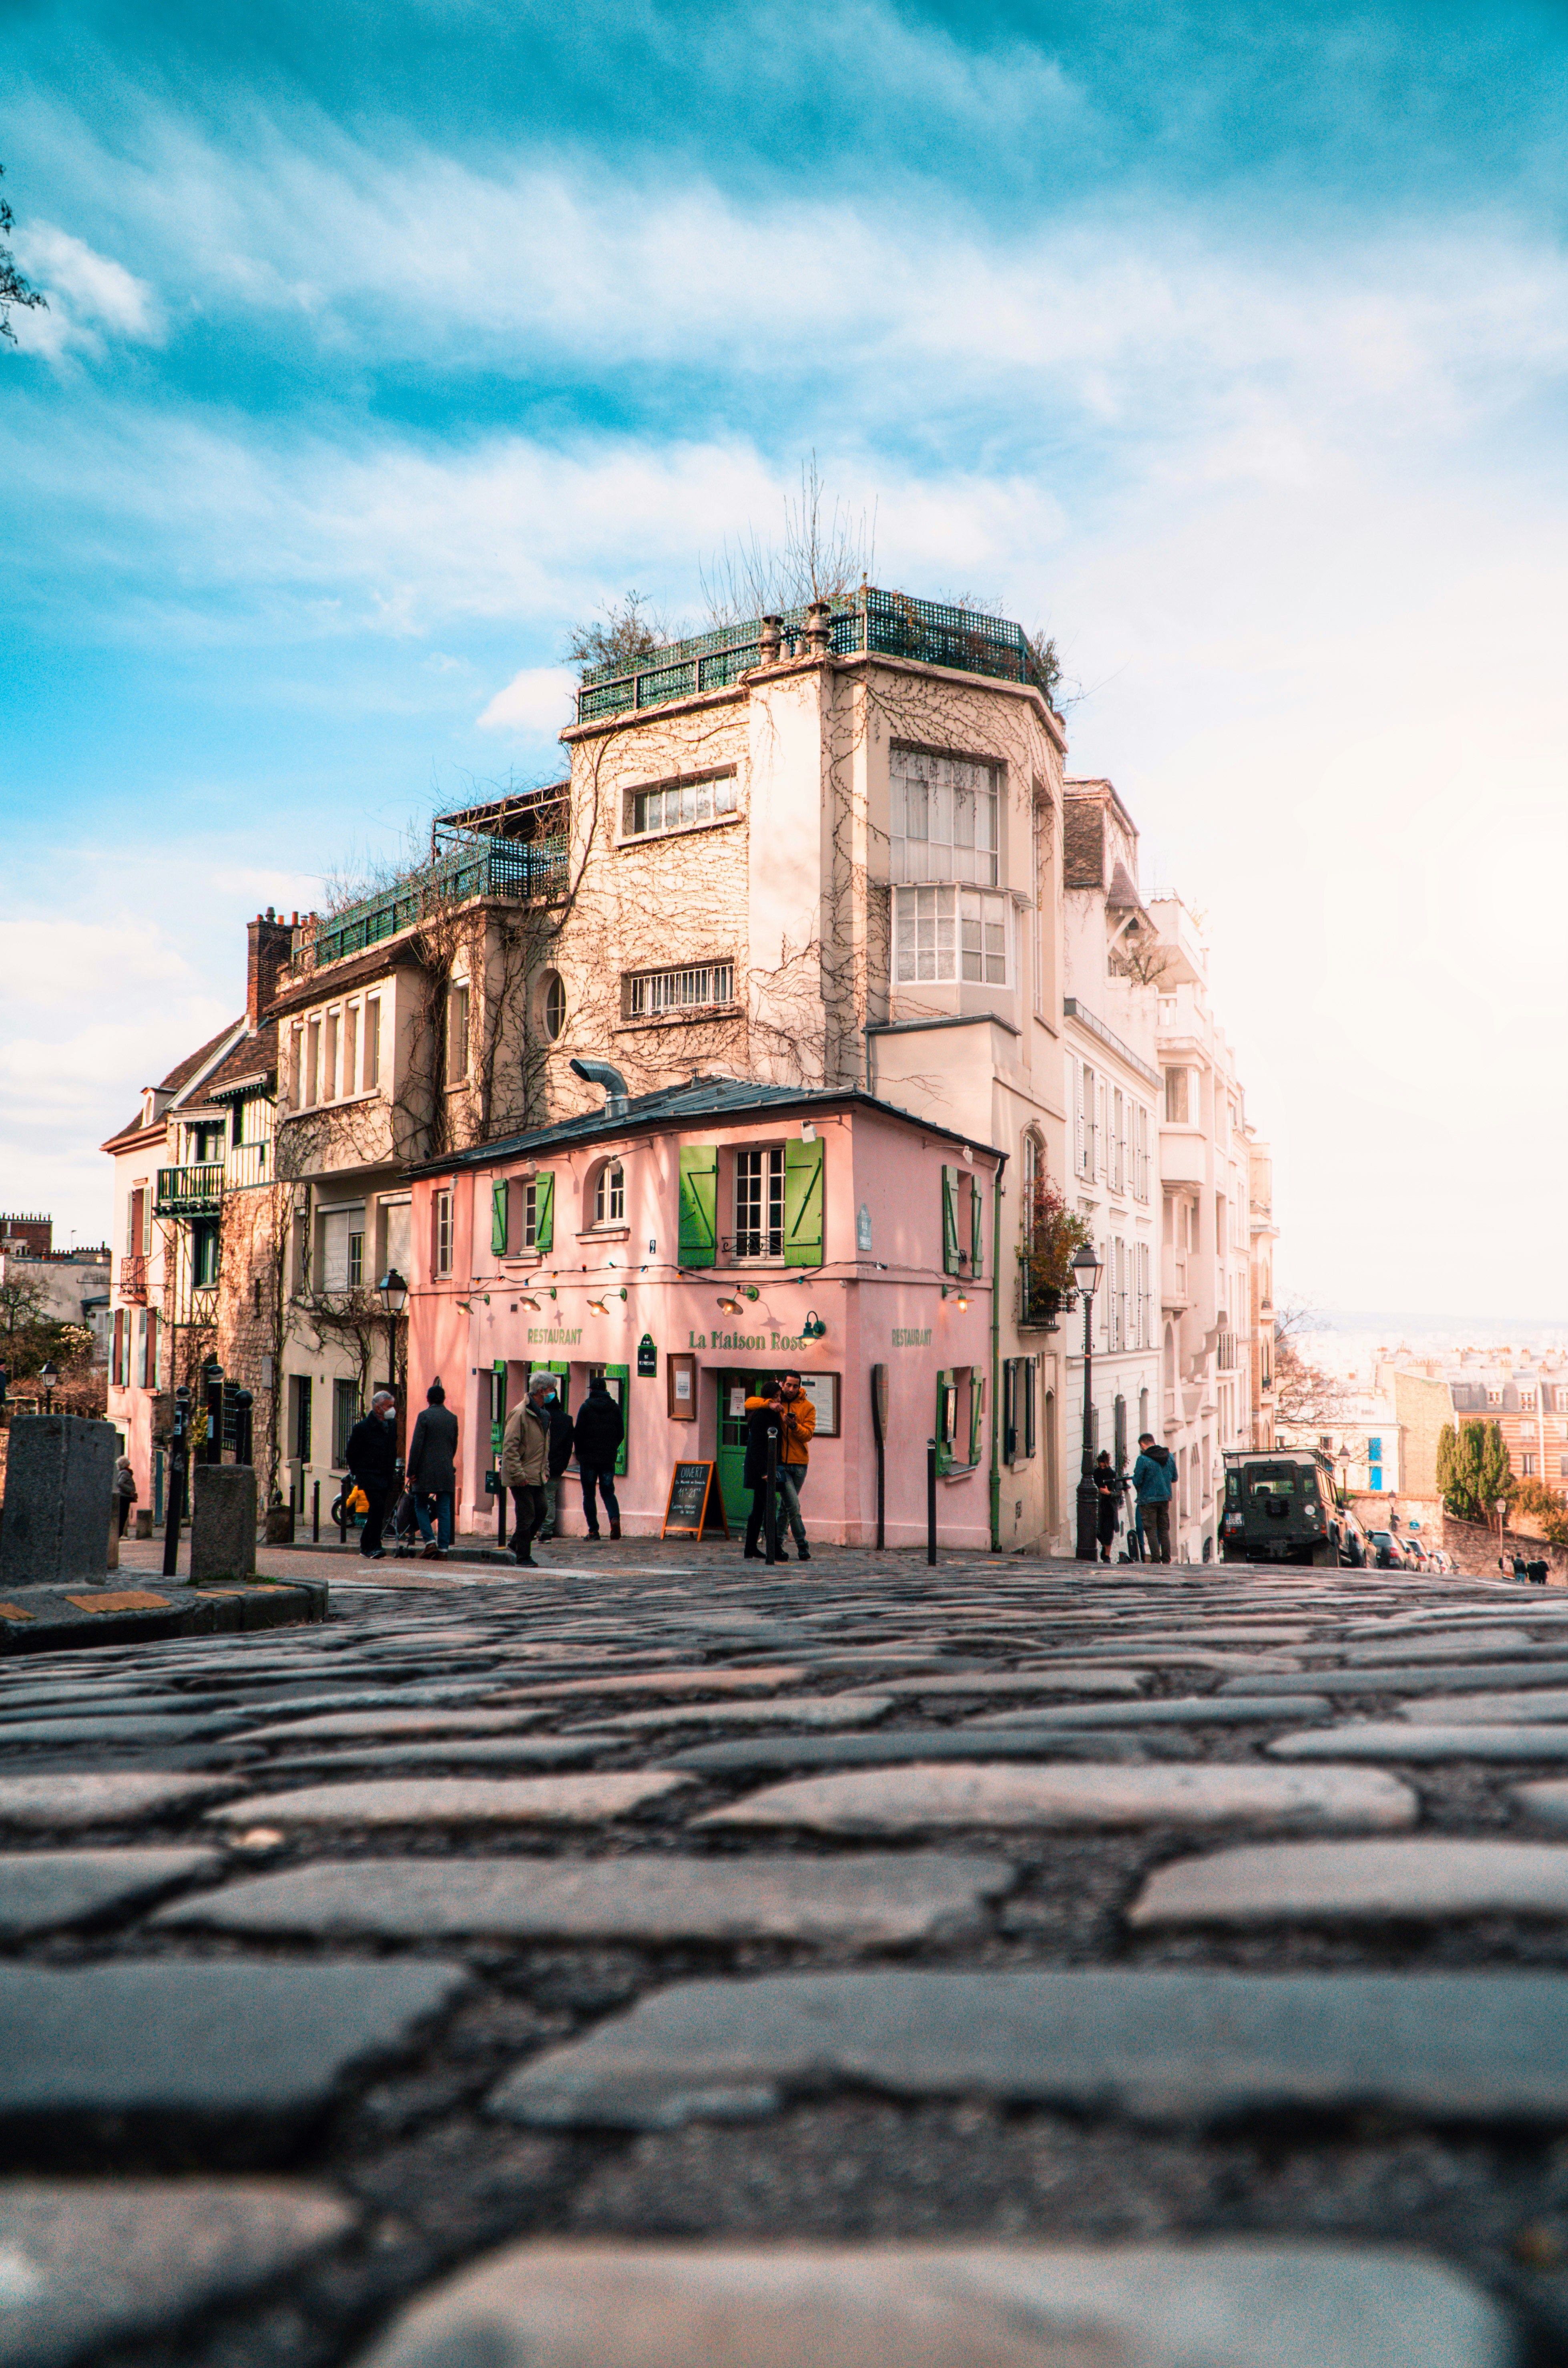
(576, 586), (1056, 723)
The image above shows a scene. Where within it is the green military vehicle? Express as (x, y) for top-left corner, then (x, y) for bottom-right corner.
(1221, 1448), (1343, 1566)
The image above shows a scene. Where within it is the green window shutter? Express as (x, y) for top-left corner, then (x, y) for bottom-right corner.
(678, 1145), (719, 1267)
(605, 1363), (630, 1476)
(491, 1180), (509, 1258)
(783, 1136), (825, 1266)
(969, 1373), (986, 1468)
(970, 1176), (984, 1278)
(941, 1165), (960, 1274)
(935, 1369), (954, 1476)
(534, 1173), (554, 1252)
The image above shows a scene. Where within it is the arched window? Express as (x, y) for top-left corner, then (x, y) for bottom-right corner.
(539, 971), (566, 1042)
(594, 1161), (625, 1226)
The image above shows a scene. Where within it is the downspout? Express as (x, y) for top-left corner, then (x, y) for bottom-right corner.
(990, 1152), (1008, 1553)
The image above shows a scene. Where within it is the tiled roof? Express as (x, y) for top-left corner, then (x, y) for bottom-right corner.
(414, 1077), (1000, 1176)
(200, 1021), (279, 1100)
(1063, 797), (1103, 889)
(159, 1021), (243, 1096)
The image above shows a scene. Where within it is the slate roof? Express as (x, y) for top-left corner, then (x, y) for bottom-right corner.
(198, 1021), (279, 1103)
(412, 1077), (1000, 1177)
(1062, 796), (1103, 889)
(101, 1019), (245, 1150)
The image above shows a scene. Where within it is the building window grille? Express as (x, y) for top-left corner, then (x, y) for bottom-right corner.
(626, 962), (735, 1018)
(893, 886), (1009, 985)
(734, 1147), (784, 1259)
(625, 771), (737, 838)
(890, 747), (999, 886)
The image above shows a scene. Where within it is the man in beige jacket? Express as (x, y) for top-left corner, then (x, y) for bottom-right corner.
(500, 1371), (553, 1568)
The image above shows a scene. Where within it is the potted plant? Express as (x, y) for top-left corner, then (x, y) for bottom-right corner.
(1019, 1176), (1092, 1328)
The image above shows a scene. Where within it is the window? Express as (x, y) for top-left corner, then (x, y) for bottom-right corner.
(1522, 1452), (1538, 1476)
(344, 1003), (359, 1095)
(626, 962), (735, 1018)
(594, 1162), (625, 1225)
(192, 1221), (220, 1287)
(364, 999), (381, 1090)
(317, 1206), (365, 1293)
(1520, 1391), (1537, 1412)
(290, 1375), (312, 1463)
(735, 1146), (784, 1258)
(332, 1378), (360, 1467)
(446, 984), (470, 1086)
(890, 747), (999, 885)
(433, 1188), (454, 1279)
(1133, 1104), (1150, 1201)
(540, 971), (566, 1041)
(1164, 1067), (1189, 1124)
(625, 770), (737, 838)
(1074, 1060), (1097, 1179)
(521, 1174), (556, 1252)
(893, 886), (1009, 986)
(935, 1365), (984, 1474)
(1111, 1089), (1125, 1194)
(347, 1228), (364, 1289)
(1488, 1389), (1502, 1408)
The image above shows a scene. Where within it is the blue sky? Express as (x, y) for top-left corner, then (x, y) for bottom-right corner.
(5, 0), (1568, 1313)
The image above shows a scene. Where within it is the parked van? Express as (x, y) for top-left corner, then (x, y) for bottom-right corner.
(1221, 1449), (1341, 1566)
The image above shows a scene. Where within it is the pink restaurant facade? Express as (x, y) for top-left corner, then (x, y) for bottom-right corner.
(405, 1074), (1016, 1550)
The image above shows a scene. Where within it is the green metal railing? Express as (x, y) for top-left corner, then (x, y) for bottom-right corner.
(576, 587), (1054, 723)
(311, 832), (568, 968)
(155, 1165), (224, 1216)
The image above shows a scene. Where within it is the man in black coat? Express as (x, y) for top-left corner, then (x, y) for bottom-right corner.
(537, 1378), (576, 1540)
(406, 1380), (459, 1557)
(345, 1390), (398, 1560)
(572, 1374), (624, 1540)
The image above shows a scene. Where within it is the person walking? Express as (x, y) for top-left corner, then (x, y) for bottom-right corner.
(1132, 1430), (1175, 1564)
(1093, 1449), (1119, 1564)
(406, 1381), (459, 1559)
(745, 1370), (816, 1560)
(573, 1374), (624, 1540)
(112, 1454), (137, 1538)
(536, 1379), (574, 1540)
(500, 1371), (553, 1569)
(345, 1390), (399, 1561)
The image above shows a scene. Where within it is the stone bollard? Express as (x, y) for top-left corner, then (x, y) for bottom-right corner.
(0, 1415), (117, 1588)
(134, 1508), (153, 1540)
(190, 1464), (258, 1584)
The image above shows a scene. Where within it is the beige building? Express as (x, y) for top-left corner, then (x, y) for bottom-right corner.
(1245, 1129), (1278, 1449)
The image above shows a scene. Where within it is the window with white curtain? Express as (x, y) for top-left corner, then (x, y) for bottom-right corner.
(893, 886), (1010, 985)
(890, 746), (1000, 886)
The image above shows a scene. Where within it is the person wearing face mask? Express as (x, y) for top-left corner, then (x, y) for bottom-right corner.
(744, 1369), (816, 1562)
(345, 1389), (399, 1561)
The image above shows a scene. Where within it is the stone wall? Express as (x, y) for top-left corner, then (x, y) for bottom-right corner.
(1441, 1510), (1568, 1582)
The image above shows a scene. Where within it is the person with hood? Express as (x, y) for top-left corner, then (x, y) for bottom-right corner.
(112, 1454), (138, 1537)
(345, 1390), (399, 1561)
(741, 1379), (786, 1561)
(744, 1370), (816, 1560)
(1093, 1448), (1119, 1564)
(572, 1374), (624, 1540)
(1132, 1429), (1175, 1564)
(536, 1378), (575, 1539)
(406, 1379), (459, 1558)
(500, 1371), (554, 1568)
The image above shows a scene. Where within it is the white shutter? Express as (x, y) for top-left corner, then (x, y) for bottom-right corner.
(1073, 1057), (1084, 1176)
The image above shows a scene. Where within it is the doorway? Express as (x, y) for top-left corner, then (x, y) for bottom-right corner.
(716, 1368), (770, 1527)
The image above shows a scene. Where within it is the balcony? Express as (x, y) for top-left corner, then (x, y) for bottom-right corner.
(155, 1165), (224, 1217)
(311, 829), (568, 967)
(1019, 1282), (1076, 1333)
(118, 1252), (147, 1303)
(576, 587), (1056, 724)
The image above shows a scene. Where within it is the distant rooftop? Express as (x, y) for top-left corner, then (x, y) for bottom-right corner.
(575, 587), (1056, 724)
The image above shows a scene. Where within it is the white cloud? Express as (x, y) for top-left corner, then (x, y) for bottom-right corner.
(477, 666), (577, 734)
(10, 221), (158, 361)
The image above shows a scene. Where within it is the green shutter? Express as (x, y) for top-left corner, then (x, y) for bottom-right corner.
(941, 1166), (960, 1274)
(533, 1173), (554, 1252)
(783, 1136), (825, 1266)
(969, 1373), (985, 1468)
(970, 1176), (984, 1278)
(679, 1146), (718, 1267)
(491, 1180), (509, 1258)
(935, 1369), (954, 1476)
(604, 1363), (630, 1476)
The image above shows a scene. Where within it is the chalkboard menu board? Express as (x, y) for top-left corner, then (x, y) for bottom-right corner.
(661, 1459), (729, 1539)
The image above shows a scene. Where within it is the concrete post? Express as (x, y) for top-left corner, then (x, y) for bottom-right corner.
(190, 1463), (258, 1584)
(0, 1415), (116, 1588)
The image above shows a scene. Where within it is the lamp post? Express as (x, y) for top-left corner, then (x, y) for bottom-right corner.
(1072, 1238), (1104, 1562)
(38, 1360), (59, 1414)
(377, 1268), (408, 1399)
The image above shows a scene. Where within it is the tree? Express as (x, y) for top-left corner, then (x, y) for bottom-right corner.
(1019, 1174), (1092, 1320)
(1271, 1306), (1345, 1426)
(0, 164), (48, 345)
(701, 454), (876, 624)
(566, 592), (669, 678)
(1512, 1476), (1568, 1552)
(0, 1270), (51, 1335)
(1436, 1419), (1514, 1526)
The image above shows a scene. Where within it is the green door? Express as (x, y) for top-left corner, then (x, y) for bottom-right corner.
(717, 1369), (769, 1527)
(587, 1363), (629, 1477)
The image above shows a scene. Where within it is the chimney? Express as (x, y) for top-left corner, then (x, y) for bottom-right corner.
(248, 907), (291, 1027)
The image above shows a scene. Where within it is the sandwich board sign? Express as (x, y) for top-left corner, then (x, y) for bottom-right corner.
(661, 1459), (729, 1539)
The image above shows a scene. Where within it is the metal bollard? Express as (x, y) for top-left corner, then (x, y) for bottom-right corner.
(312, 1479), (320, 1543)
(338, 1486), (348, 1544)
(764, 1427), (779, 1564)
(926, 1439), (937, 1567)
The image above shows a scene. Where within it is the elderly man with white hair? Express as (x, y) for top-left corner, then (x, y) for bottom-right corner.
(500, 1370), (555, 1569)
(345, 1388), (400, 1561)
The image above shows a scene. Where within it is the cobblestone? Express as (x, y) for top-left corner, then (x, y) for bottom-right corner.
(6, 1548), (1568, 2365)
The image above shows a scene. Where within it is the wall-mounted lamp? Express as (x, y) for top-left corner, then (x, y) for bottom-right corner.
(942, 1284), (969, 1311)
(801, 1310), (827, 1341)
(717, 1285), (761, 1313)
(961, 1146), (974, 1165)
(455, 1300), (473, 1313)
(518, 1294), (541, 1312)
(801, 1121), (817, 1143)
(587, 1287), (628, 1315)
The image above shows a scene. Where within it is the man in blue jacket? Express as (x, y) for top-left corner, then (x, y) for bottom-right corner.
(1132, 1430), (1175, 1564)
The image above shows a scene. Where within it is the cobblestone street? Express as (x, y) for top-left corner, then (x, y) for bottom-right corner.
(7, 1548), (1568, 2365)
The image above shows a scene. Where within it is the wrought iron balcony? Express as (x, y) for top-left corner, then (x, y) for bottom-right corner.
(311, 830), (568, 967)
(118, 1252), (148, 1303)
(155, 1165), (224, 1217)
(1018, 1281), (1076, 1332)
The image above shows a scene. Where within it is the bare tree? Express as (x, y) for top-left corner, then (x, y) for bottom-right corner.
(1272, 1305), (1346, 1427)
(701, 455), (877, 624)
(0, 164), (47, 345)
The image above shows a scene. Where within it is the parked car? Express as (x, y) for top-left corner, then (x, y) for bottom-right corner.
(1221, 1449), (1342, 1565)
(1368, 1530), (1406, 1570)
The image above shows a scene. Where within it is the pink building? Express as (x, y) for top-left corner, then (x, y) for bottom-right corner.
(407, 1067), (1012, 1549)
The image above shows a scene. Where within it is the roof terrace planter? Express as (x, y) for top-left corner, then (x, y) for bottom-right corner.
(155, 1164), (225, 1217)
(310, 832), (569, 969)
(575, 587), (1055, 723)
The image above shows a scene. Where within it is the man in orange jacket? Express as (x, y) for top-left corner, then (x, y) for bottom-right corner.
(743, 1370), (816, 1561)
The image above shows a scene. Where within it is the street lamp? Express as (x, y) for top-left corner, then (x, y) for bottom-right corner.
(1072, 1238), (1104, 1562)
(38, 1360), (58, 1413)
(377, 1268), (407, 1402)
